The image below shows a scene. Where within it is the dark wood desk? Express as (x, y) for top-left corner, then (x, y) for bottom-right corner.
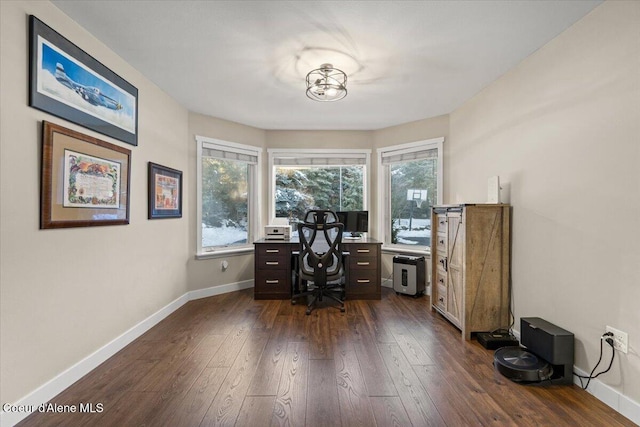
(254, 237), (382, 300)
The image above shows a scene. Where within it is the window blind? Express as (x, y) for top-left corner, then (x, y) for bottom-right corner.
(202, 142), (258, 164)
(272, 152), (368, 166)
(380, 146), (438, 165)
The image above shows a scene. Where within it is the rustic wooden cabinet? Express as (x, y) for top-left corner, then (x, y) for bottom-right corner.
(431, 204), (511, 340)
(254, 238), (381, 300)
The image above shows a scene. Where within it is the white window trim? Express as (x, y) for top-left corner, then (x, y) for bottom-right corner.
(268, 148), (371, 224)
(196, 135), (262, 258)
(377, 137), (444, 253)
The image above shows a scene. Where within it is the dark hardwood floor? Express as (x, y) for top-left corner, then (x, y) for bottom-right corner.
(18, 287), (635, 426)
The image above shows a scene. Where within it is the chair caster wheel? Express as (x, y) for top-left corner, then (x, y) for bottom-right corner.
(306, 308), (312, 315)
(340, 307), (345, 313)
(291, 300), (297, 305)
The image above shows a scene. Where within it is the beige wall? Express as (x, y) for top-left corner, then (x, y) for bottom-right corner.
(186, 113), (265, 291)
(449, 0), (640, 402)
(0, 1), (189, 404)
(2, 0), (638, 416)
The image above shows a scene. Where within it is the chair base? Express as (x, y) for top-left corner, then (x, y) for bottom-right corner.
(291, 283), (345, 315)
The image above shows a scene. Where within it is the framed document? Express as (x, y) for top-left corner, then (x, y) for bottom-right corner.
(41, 121), (131, 229)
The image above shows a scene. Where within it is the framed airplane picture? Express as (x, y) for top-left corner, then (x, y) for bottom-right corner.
(29, 15), (138, 146)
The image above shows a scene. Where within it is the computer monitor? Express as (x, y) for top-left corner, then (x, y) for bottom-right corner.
(336, 211), (368, 238)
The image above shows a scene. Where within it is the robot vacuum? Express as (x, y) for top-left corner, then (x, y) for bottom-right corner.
(494, 346), (553, 382)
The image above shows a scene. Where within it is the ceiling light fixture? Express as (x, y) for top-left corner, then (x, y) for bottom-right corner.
(306, 63), (347, 102)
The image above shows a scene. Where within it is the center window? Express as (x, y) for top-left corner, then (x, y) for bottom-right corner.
(269, 149), (370, 228)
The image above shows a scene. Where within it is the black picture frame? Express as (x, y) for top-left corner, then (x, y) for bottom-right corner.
(148, 162), (183, 219)
(29, 15), (139, 146)
(41, 121), (131, 229)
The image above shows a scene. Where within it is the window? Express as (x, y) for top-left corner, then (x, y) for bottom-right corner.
(377, 137), (443, 251)
(197, 136), (261, 255)
(268, 149), (370, 229)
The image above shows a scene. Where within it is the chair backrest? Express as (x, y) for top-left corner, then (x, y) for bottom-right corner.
(303, 209), (338, 224)
(298, 211), (343, 285)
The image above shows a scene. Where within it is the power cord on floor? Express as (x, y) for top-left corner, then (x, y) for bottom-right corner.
(574, 332), (615, 390)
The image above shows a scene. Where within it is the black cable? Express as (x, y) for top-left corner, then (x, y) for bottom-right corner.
(574, 333), (615, 390)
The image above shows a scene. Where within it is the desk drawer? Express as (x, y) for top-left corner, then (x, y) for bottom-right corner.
(350, 255), (377, 270)
(344, 244), (376, 255)
(256, 257), (288, 270)
(256, 245), (288, 258)
(254, 269), (290, 299)
(347, 270), (380, 299)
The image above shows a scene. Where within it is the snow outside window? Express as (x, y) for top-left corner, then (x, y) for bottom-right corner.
(197, 136), (261, 255)
(268, 149), (370, 234)
(377, 138), (443, 251)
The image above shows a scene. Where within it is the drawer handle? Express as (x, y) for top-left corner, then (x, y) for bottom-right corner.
(265, 280), (279, 284)
(439, 257), (447, 272)
(439, 296), (444, 303)
(439, 220), (446, 226)
(438, 278), (444, 284)
(357, 262), (370, 266)
(265, 249), (280, 253)
(265, 261), (279, 266)
(357, 279), (371, 284)
(356, 249), (370, 253)
(439, 239), (445, 245)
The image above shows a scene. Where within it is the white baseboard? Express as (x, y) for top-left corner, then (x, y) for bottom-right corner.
(187, 279), (254, 300)
(572, 366), (640, 425)
(511, 330), (640, 425)
(1, 281), (253, 427)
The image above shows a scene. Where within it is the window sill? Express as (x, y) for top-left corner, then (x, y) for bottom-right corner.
(381, 244), (431, 258)
(195, 246), (254, 260)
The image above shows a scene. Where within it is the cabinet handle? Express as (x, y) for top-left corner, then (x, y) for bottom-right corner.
(265, 280), (279, 284)
(357, 249), (370, 253)
(265, 249), (280, 253)
(357, 261), (370, 266)
(265, 261), (279, 266)
(357, 279), (371, 284)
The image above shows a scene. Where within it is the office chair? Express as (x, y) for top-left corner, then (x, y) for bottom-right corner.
(292, 210), (346, 315)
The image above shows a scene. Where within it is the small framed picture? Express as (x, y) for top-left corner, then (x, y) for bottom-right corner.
(148, 162), (182, 219)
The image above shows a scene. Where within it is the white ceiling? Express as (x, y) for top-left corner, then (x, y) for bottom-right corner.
(51, 0), (601, 131)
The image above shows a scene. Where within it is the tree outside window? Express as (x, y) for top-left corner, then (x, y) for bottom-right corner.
(275, 166), (364, 226)
(201, 158), (249, 247)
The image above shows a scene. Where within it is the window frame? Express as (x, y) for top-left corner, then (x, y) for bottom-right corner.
(268, 148), (371, 225)
(196, 135), (262, 258)
(377, 137), (444, 254)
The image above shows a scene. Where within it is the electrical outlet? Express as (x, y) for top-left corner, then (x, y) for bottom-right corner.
(606, 326), (628, 354)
